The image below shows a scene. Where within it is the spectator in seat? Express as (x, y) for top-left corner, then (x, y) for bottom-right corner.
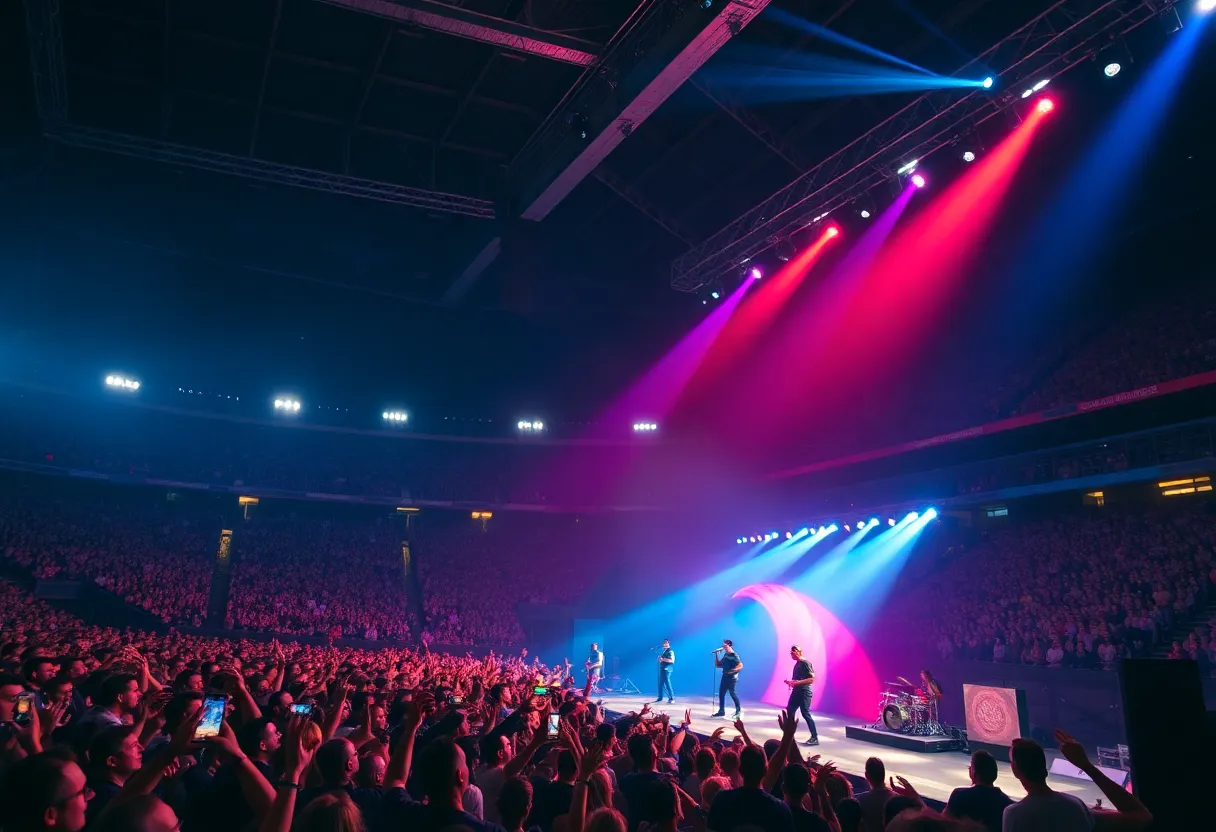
(855, 756), (893, 832)
(1002, 739), (1092, 831)
(0, 750), (91, 832)
(943, 751), (1012, 832)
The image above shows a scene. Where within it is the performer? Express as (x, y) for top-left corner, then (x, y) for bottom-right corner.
(783, 645), (819, 746)
(710, 639), (743, 719)
(654, 638), (675, 704)
(585, 642), (604, 691)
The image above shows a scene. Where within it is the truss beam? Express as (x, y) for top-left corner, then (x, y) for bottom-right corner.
(670, 0), (1168, 292)
(315, 0), (600, 66)
(44, 124), (497, 218)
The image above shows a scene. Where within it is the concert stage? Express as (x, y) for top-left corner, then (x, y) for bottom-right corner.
(599, 693), (1105, 806)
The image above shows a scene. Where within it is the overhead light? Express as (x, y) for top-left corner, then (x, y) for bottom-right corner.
(710, 290), (720, 299)
(1031, 79), (1050, 92)
(518, 420), (546, 433)
(382, 410), (409, 424)
(911, 173), (926, 189)
(1103, 62), (1122, 78)
(825, 226), (839, 238)
(750, 266), (762, 280)
(273, 397), (302, 414)
(981, 76), (994, 89)
(962, 151), (976, 163)
(1198, 0), (1215, 13)
(1036, 98), (1055, 114)
(105, 374), (141, 392)
(896, 159), (918, 176)
(859, 209), (871, 219)
(632, 422), (658, 432)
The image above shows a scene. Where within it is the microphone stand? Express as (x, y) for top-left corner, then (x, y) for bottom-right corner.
(710, 649), (722, 712)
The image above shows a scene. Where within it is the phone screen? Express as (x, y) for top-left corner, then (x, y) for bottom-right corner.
(14, 693), (34, 726)
(533, 686), (550, 696)
(547, 712), (560, 739)
(194, 694), (228, 740)
(290, 703), (313, 717)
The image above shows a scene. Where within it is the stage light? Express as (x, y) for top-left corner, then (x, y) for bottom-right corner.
(750, 267), (762, 280)
(382, 410), (409, 424)
(962, 151), (976, 162)
(843, 524), (851, 532)
(888, 518), (896, 526)
(800, 528), (810, 536)
(785, 531), (793, 539)
(1032, 79), (1050, 92)
(925, 507), (939, 519)
(273, 397), (301, 413)
(1037, 98), (1055, 114)
(749, 536), (756, 542)
(517, 420), (546, 433)
(869, 518), (878, 527)
(825, 225), (839, 238)
(911, 173), (926, 189)
(632, 422), (658, 432)
(982, 76), (994, 89)
(710, 290), (720, 299)
(105, 374), (141, 392)
(1104, 62), (1122, 78)
(1198, 0), (1215, 13)
(896, 159), (918, 176)
(859, 209), (871, 219)
(826, 524), (838, 533)
(907, 511), (919, 521)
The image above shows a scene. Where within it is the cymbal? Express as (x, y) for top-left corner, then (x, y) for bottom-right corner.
(896, 676), (915, 686)
(883, 681), (911, 688)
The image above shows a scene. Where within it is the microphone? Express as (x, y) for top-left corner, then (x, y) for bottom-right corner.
(710, 647), (726, 654)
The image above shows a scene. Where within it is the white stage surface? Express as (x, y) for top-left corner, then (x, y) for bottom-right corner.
(598, 693), (1105, 807)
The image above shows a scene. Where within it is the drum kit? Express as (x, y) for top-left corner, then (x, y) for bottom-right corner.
(873, 676), (946, 736)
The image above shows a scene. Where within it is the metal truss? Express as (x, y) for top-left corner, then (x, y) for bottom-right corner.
(670, 0), (1173, 292)
(22, 0), (500, 219)
(23, 0), (68, 123)
(44, 123), (498, 218)
(316, 0), (600, 66)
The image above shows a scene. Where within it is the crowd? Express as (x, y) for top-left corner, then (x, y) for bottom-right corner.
(226, 517), (413, 641)
(416, 519), (600, 647)
(0, 501), (212, 627)
(925, 506), (1216, 674)
(0, 577), (1157, 832)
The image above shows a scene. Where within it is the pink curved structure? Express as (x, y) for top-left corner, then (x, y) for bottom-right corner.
(733, 583), (880, 720)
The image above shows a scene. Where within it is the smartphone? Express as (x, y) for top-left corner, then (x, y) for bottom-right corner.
(533, 686), (550, 696)
(14, 692), (35, 726)
(290, 703), (313, 717)
(449, 694), (464, 706)
(547, 712), (560, 739)
(193, 694), (228, 740)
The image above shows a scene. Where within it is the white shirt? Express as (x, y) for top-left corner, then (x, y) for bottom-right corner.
(1003, 791), (1094, 832)
(477, 765), (509, 824)
(463, 784), (485, 819)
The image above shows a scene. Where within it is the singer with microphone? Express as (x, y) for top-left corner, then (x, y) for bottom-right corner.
(710, 639), (743, 719)
(654, 638), (675, 703)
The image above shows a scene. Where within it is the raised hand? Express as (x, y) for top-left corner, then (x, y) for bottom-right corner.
(1053, 729), (1092, 771)
(283, 715), (316, 781)
(681, 709), (692, 729)
(889, 775), (922, 805)
(709, 726), (726, 742)
(777, 710), (799, 738)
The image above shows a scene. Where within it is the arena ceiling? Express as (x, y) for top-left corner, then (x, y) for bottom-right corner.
(10, 0), (1072, 311)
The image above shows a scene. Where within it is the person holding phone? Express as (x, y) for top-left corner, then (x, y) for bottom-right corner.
(711, 639), (743, 720)
(655, 639), (676, 704)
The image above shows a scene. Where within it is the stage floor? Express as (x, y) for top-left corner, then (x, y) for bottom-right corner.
(598, 693), (1105, 806)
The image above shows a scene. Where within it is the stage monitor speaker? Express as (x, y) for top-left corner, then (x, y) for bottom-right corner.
(1118, 658), (1212, 829)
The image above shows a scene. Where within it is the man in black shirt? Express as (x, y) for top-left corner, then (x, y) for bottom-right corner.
(711, 639), (743, 719)
(655, 639), (675, 704)
(783, 646), (818, 746)
(943, 750), (1013, 832)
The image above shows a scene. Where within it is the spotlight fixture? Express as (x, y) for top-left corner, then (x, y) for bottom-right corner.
(632, 422), (659, 432)
(750, 266), (762, 280)
(785, 532), (792, 539)
(925, 507), (939, 519)
(825, 225), (840, 238)
(1032, 79), (1050, 92)
(896, 159), (918, 176)
(273, 397), (302, 414)
(1036, 98), (1055, 114)
(911, 173), (926, 189)
(700, 0), (713, 8)
(105, 374), (141, 391)
(888, 518), (896, 526)
(982, 76), (994, 89)
(859, 209), (871, 219)
(710, 290), (720, 299)
(517, 420), (546, 433)
(1198, 0), (1215, 13)
(382, 410), (409, 424)
(962, 151), (976, 163)
(774, 238), (795, 263)
(1103, 62), (1122, 78)
(843, 524), (851, 532)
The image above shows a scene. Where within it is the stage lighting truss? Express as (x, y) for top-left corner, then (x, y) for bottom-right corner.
(734, 509), (937, 543)
(671, 0), (1166, 292)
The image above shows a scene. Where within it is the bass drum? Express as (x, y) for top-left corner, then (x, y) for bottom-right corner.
(883, 703), (911, 732)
